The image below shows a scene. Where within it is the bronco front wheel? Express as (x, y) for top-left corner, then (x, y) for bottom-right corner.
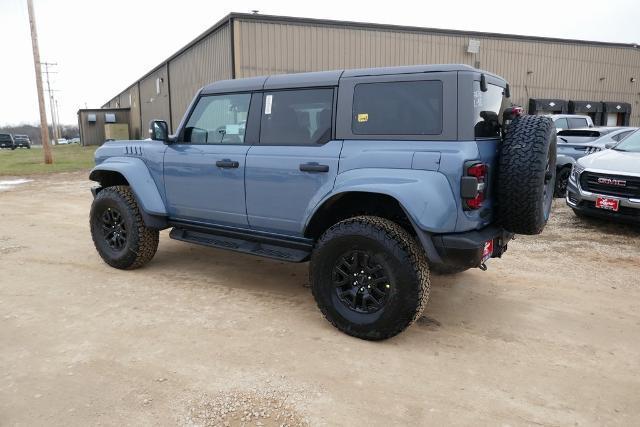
(310, 216), (430, 340)
(90, 185), (159, 269)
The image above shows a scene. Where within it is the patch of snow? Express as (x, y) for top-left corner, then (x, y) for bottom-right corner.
(0, 179), (33, 192)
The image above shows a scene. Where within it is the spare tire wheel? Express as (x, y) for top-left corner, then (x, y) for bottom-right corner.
(497, 115), (557, 235)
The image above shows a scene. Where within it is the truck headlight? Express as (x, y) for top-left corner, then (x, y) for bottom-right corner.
(569, 164), (584, 184)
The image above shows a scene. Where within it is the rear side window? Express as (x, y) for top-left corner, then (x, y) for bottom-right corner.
(568, 117), (588, 128)
(260, 89), (333, 145)
(352, 81), (442, 135)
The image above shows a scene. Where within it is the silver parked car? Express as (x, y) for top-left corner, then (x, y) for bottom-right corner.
(554, 127), (638, 196)
(566, 129), (640, 223)
(547, 114), (594, 132)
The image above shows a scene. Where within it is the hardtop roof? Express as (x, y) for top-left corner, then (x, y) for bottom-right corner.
(201, 64), (498, 94)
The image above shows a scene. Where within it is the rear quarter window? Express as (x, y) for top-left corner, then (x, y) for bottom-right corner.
(473, 82), (506, 138)
(351, 80), (442, 135)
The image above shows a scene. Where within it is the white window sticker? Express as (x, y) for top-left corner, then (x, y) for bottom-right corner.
(265, 95), (273, 115)
(225, 124), (241, 135)
(473, 90), (482, 108)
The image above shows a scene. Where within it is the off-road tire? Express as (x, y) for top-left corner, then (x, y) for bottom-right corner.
(310, 216), (430, 341)
(90, 185), (159, 269)
(431, 264), (469, 275)
(497, 115), (557, 235)
(554, 165), (571, 198)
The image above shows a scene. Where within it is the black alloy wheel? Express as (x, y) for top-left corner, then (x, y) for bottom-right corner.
(333, 250), (390, 314)
(100, 207), (127, 251)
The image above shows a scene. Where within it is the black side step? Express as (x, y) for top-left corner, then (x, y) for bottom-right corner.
(169, 227), (312, 262)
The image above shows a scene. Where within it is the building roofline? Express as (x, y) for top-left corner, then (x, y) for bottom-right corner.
(104, 12), (640, 106)
(78, 107), (130, 113)
(229, 12), (640, 49)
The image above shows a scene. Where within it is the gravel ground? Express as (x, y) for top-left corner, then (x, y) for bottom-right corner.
(1, 171), (639, 426)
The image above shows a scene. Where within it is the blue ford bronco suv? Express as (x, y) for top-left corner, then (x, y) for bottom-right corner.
(89, 65), (556, 340)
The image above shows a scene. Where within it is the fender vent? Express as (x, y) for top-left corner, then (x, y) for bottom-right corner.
(124, 145), (144, 156)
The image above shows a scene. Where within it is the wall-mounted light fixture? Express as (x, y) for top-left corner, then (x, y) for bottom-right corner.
(527, 70), (534, 75)
(631, 77), (637, 82)
(599, 77), (606, 81)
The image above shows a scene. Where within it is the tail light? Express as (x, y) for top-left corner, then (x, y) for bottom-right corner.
(502, 106), (524, 123)
(462, 162), (488, 210)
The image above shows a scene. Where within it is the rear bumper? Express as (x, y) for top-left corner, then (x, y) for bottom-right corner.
(431, 225), (513, 269)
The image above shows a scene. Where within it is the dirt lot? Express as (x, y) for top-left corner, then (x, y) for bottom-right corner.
(1, 172), (639, 426)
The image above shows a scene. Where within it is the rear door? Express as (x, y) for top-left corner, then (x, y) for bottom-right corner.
(244, 88), (340, 235)
(163, 92), (258, 226)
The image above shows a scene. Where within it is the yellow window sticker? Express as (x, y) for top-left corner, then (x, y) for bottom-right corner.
(357, 113), (369, 123)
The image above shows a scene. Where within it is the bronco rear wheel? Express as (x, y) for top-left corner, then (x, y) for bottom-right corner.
(90, 185), (159, 269)
(497, 115), (557, 235)
(310, 216), (430, 340)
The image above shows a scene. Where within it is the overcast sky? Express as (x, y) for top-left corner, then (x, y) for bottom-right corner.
(1, 0), (639, 126)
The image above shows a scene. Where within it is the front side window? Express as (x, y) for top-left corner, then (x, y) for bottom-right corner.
(612, 130), (632, 142)
(473, 82), (506, 138)
(614, 129), (640, 152)
(260, 89), (333, 145)
(567, 117), (588, 129)
(352, 81), (443, 135)
(183, 93), (251, 144)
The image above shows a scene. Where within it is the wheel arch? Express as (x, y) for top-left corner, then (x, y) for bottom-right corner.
(304, 191), (413, 240)
(90, 158), (168, 229)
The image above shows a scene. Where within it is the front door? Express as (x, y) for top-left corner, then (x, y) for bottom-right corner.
(245, 88), (341, 235)
(163, 92), (253, 227)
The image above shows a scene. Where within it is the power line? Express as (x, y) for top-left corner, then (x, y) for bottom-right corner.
(41, 61), (61, 144)
(26, 0), (52, 163)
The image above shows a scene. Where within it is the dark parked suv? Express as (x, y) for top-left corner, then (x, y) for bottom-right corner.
(89, 64), (556, 340)
(0, 133), (15, 149)
(13, 134), (31, 149)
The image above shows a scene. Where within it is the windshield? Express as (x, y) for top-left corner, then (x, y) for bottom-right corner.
(614, 129), (640, 152)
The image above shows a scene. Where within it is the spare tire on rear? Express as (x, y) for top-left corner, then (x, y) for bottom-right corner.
(497, 115), (557, 235)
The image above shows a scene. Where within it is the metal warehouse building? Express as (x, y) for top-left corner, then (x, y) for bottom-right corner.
(84, 12), (640, 144)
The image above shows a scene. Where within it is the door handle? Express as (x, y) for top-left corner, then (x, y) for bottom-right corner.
(216, 159), (239, 169)
(300, 163), (329, 173)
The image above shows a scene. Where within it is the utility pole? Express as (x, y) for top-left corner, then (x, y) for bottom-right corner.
(42, 61), (59, 144)
(27, 0), (52, 163)
(55, 98), (62, 138)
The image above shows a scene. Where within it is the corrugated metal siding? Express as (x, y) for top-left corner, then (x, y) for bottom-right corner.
(234, 19), (640, 125)
(168, 23), (232, 131)
(115, 84), (142, 139)
(139, 64), (171, 132)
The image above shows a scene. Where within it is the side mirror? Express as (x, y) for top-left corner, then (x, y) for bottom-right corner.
(605, 142), (616, 149)
(149, 120), (169, 142)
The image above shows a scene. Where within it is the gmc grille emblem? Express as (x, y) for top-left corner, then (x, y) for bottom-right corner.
(597, 177), (626, 187)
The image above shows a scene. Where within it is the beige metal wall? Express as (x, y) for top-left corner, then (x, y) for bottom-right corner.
(115, 84), (142, 139)
(169, 23), (232, 131)
(139, 64), (171, 132)
(77, 108), (130, 146)
(233, 19), (640, 125)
